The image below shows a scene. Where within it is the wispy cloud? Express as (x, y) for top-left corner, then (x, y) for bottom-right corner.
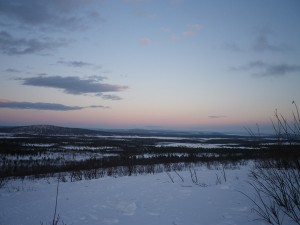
(87, 75), (107, 81)
(57, 60), (94, 68)
(89, 105), (109, 109)
(0, 31), (67, 55)
(208, 115), (226, 119)
(259, 63), (300, 77)
(232, 60), (300, 77)
(0, 1), (104, 56)
(224, 28), (291, 54)
(18, 75), (128, 96)
(102, 95), (122, 101)
(0, 99), (107, 111)
(0, 0), (104, 32)
(252, 34), (290, 53)
(5, 68), (21, 73)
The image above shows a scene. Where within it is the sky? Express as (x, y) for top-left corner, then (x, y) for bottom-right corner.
(0, 0), (300, 133)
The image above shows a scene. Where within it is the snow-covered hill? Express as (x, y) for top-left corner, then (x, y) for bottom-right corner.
(0, 125), (107, 136)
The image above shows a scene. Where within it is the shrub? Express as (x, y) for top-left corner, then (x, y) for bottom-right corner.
(248, 159), (300, 225)
(246, 102), (300, 225)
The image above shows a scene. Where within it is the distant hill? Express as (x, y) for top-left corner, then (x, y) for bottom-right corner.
(0, 125), (108, 136)
(0, 124), (247, 138)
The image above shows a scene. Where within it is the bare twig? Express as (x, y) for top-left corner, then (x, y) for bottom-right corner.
(174, 170), (184, 182)
(166, 172), (174, 183)
(222, 164), (227, 183)
(52, 176), (60, 225)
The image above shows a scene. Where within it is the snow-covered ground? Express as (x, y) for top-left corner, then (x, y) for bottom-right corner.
(0, 164), (268, 225)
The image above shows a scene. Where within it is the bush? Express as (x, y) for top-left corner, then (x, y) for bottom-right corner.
(248, 159), (300, 225)
(246, 102), (300, 225)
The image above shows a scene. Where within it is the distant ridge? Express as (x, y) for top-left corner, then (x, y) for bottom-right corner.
(0, 124), (248, 138)
(0, 125), (108, 136)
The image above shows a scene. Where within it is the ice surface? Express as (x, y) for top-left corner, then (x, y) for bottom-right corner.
(156, 142), (255, 149)
(156, 142), (223, 148)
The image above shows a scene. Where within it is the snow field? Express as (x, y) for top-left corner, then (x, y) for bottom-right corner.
(0, 164), (267, 225)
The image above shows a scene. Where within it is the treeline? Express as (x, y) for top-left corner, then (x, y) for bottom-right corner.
(1, 145), (299, 179)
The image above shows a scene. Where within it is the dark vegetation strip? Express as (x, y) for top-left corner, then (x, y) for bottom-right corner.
(1, 139), (299, 179)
